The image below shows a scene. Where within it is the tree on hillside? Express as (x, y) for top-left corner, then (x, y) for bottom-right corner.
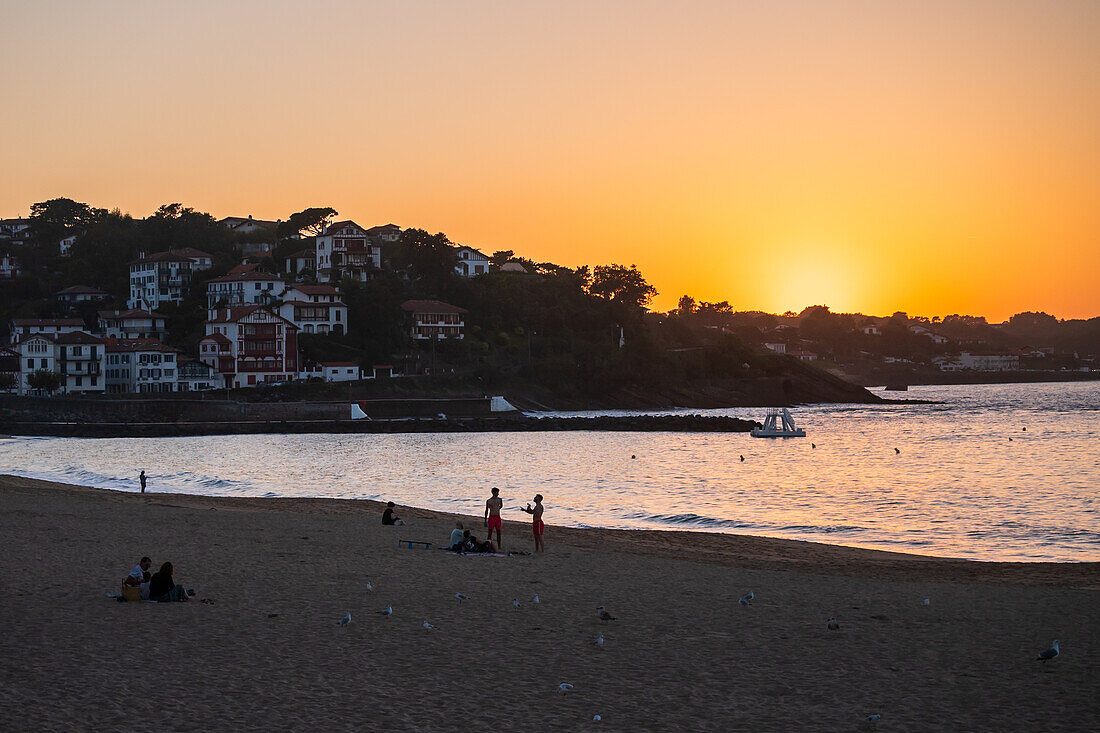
(29, 197), (103, 246)
(142, 204), (233, 257)
(279, 207), (337, 239)
(490, 250), (515, 268)
(392, 229), (458, 296)
(677, 295), (697, 315)
(588, 264), (657, 311)
(26, 369), (62, 394)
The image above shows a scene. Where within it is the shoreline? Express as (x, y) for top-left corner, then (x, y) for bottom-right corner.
(3, 475), (1095, 588)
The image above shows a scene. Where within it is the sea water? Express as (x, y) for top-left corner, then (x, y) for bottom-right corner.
(2, 381), (1097, 562)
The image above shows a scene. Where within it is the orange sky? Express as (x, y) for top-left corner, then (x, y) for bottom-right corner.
(2, 0), (1097, 319)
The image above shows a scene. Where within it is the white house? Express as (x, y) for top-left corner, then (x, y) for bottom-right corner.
(58, 234), (78, 256)
(0, 218), (32, 243)
(56, 285), (109, 306)
(455, 246), (490, 277)
(176, 358), (217, 391)
(300, 361), (360, 382)
(97, 309), (168, 341)
(763, 342), (787, 354)
(220, 216), (278, 238)
(173, 248), (214, 271)
(128, 251), (199, 309)
(957, 352), (1019, 371)
(315, 221), (381, 283)
(9, 318), (86, 343)
(366, 224), (401, 244)
(279, 284), (348, 335)
(283, 248), (316, 278)
(104, 338), (180, 393)
(0, 254), (21, 279)
(16, 331), (106, 395)
(206, 264), (285, 310)
(909, 324), (950, 344)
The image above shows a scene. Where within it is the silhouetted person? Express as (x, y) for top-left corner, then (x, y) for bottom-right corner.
(139, 470), (147, 494)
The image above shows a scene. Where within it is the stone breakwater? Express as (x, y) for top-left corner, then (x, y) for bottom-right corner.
(0, 414), (761, 438)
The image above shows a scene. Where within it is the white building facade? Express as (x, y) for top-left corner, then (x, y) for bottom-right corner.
(315, 221), (381, 283)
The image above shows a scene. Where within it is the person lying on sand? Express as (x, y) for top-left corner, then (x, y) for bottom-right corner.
(382, 502), (405, 526)
(148, 562), (190, 602)
(461, 530), (497, 554)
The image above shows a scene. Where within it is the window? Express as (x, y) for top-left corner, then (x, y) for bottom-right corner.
(26, 359), (32, 369)
(76, 377), (83, 386)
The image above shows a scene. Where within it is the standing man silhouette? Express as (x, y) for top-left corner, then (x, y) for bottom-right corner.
(139, 470), (147, 494)
(484, 487), (503, 550)
(522, 494), (545, 553)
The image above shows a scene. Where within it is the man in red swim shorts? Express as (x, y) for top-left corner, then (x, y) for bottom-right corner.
(484, 487), (504, 550)
(522, 493), (545, 553)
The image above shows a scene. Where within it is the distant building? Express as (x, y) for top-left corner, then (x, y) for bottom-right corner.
(58, 234), (77, 256)
(763, 342), (787, 354)
(206, 264), (285, 309)
(283, 248), (316, 277)
(279, 285), (347, 335)
(176, 358), (217, 392)
(128, 251), (200, 309)
(0, 254), (21, 279)
(0, 218), (32, 243)
(908, 324), (949, 344)
(172, 247), (214, 271)
(366, 224), (402, 244)
(455, 246), (490, 277)
(788, 349), (817, 361)
(400, 300), (467, 340)
(499, 261), (527, 273)
(103, 338), (180, 393)
(200, 306), (300, 388)
(315, 221), (381, 283)
(860, 325), (882, 336)
(957, 352), (1019, 371)
(0, 346), (20, 389)
(55, 285), (109, 306)
(9, 318), (86, 343)
(15, 331), (106, 395)
(220, 216), (279, 237)
(97, 309), (168, 341)
(300, 361), (361, 382)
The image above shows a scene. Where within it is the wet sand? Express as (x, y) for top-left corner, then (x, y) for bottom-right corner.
(0, 475), (1096, 731)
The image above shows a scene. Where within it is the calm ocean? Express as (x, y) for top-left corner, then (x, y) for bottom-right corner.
(3, 381), (1097, 562)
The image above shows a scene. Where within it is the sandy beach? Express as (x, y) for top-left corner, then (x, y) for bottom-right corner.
(0, 474), (1096, 731)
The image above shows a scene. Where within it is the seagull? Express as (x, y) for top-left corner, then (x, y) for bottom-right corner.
(365, 581), (373, 591)
(738, 596), (750, 607)
(513, 598), (520, 609)
(377, 605), (392, 616)
(1036, 640), (1060, 662)
(739, 590), (754, 604)
(593, 715), (602, 721)
(336, 611), (352, 626)
(740, 455), (745, 462)
(422, 621), (437, 630)
(894, 448), (900, 455)
(811, 443), (816, 449)
(921, 597), (931, 607)
(597, 606), (616, 621)
(827, 617), (840, 631)
(455, 592), (469, 601)
(593, 633), (604, 648)
(558, 683), (574, 694)
(1008, 437), (1013, 441)
(867, 714), (882, 721)
(533, 594), (540, 604)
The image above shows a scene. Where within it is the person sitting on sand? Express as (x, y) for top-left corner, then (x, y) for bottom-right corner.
(124, 556), (152, 600)
(449, 522), (465, 550)
(521, 494), (545, 553)
(148, 562), (189, 602)
(382, 502), (405, 526)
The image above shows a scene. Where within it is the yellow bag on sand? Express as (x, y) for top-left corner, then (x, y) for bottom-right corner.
(121, 586), (141, 602)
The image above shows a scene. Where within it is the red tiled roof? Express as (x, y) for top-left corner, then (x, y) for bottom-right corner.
(173, 247), (213, 259)
(321, 221), (365, 236)
(54, 331), (105, 345)
(281, 300), (346, 308)
(285, 248), (316, 259)
(206, 306), (298, 329)
(104, 337), (178, 353)
(200, 333), (232, 345)
(98, 309), (164, 320)
(55, 285), (108, 296)
(208, 269), (282, 283)
(366, 224), (400, 234)
(400, 299), (468, 314)
(11, 318), (85, 327)
(286, 285), (339, 296)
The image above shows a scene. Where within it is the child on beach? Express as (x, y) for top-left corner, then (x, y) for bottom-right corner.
(521, 494), (545, 553)
(484, 487), (503, 550)
(382, 502), (405, 526)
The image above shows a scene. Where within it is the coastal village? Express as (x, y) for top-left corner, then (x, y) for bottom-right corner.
(0, 202), (1096, 397)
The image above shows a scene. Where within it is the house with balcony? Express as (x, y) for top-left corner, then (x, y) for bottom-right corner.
(16, 331), (107, 394)
(176, 357), (217, 391)
(205, 264), (285, 310)
(128, 251), (199, 309)
(56, 285), (109, 307)
(315, 221), (381, 283)
(9, 318), (86, 343)
(200, 306), (300, 388)
(455, 246), (490, 277)
(104, 338), (181, 393)
(283, 248), (316, 278)
(400, 300), (467, 340)
(366, 224), (402, 244)
(278, 285), (347, 335)
(97, 309), (168, 341)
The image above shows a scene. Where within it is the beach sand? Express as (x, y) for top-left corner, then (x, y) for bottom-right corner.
(0, 474), (1096, 731)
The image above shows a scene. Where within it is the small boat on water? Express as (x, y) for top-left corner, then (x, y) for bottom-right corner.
(750, 408), (806, 438)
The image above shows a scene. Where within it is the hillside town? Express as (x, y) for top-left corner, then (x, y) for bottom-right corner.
(1, 200), (1096, 397)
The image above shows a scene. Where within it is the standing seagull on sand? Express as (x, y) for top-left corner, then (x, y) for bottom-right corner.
(336, 611), (352, 626)
(827, 617), (840, 631)
(597, 606), (616, 621)
(377, 605), (393, 617)
(1036, 640), (1060, 662)
(593, 634), (604, 648)
(513, 598), (521, 609)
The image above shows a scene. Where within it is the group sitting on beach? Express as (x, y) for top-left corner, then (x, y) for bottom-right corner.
(123, 557), (191, 602)
(447, 524), (499, 554)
